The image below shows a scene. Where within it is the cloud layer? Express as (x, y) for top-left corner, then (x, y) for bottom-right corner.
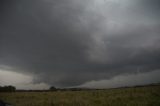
(79, 70), (160, 88)
(0, 0), (160, 88)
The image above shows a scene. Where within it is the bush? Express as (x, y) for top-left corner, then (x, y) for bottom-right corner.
(0, 85), (16, 92)
(49, 86), (57, 91)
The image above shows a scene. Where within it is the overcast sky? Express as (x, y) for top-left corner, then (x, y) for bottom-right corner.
(0, 0), (160, 89)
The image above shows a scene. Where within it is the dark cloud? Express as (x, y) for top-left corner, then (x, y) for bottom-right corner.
(139, 0), (160, 9)
(0, 0), (160, 88)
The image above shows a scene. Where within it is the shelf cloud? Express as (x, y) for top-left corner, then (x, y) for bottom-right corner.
(0, 0), (160, 89)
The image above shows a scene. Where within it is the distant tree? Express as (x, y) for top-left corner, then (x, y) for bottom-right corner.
(0, 85), (16, 92)
(49, 86), (57, 91)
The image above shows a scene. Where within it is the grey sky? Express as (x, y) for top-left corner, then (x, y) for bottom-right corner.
(0, 0), (160, 89)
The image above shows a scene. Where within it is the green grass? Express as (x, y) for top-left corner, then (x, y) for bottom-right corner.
(0, 86), (160, 106)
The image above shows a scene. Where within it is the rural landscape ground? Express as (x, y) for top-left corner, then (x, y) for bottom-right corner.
(0, 85), (160, 106)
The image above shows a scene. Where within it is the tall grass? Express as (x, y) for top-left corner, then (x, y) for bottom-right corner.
(0, 86), (160, 106)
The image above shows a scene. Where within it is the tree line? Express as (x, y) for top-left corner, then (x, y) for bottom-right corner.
(0, 85), (16, 92)
(0, 85), (93, 92)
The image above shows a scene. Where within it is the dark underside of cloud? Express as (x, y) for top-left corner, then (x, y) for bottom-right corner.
(0, 0), (160, 88)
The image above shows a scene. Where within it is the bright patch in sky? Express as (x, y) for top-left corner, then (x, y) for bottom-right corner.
(0, 69), (49, 90)
(79, 70), (160, 88)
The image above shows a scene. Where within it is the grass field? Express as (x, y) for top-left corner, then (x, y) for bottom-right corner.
(0, 85), (160, 106)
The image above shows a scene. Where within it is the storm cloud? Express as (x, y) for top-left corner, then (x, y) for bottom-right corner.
(0, 0), (160, 89)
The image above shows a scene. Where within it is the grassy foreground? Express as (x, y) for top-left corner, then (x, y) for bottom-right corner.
(0, 86), (160, 106)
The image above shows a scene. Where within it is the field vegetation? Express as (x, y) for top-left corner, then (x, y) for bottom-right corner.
(0, 85), (160, 106)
